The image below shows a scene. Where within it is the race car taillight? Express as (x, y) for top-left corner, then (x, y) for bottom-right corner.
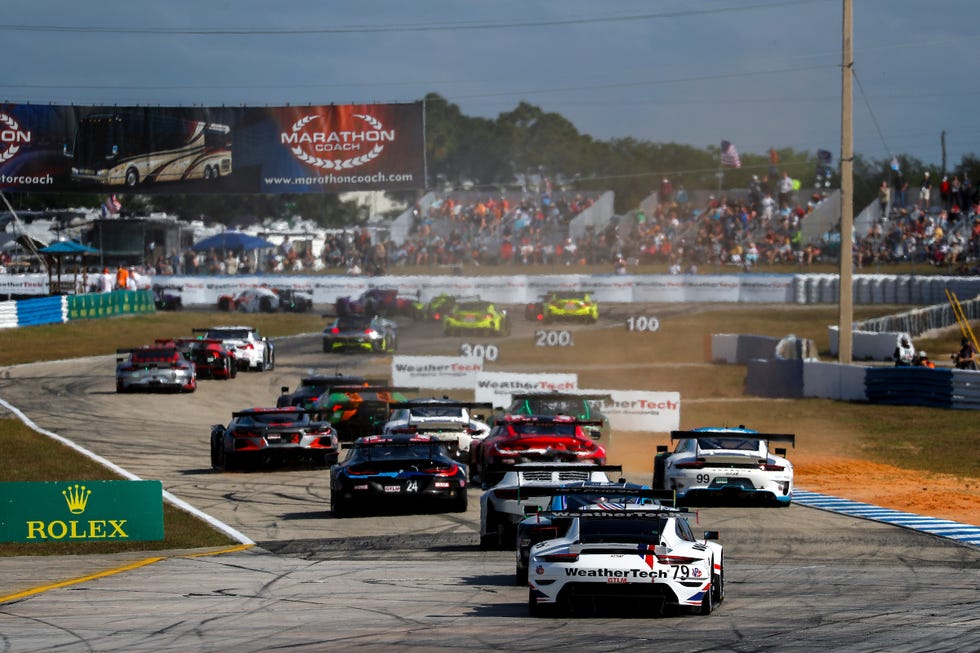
(762, 464), (785, 471)
(485, 313), (493, 320)
(433, 313), (441, 320)
(424, 463), (459, 476)
(541, 553), (579, 563)
(655, 554), (700, 565)
(675, 461), (704, 469)
(330, 327), (340, 334)
(493, 488), (521, 500)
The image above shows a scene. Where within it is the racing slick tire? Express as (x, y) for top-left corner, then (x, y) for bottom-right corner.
(713, 561), (725, 604)
(528, 589), (553, 617)
(515, 565), (528, 586)
(332, 493), (355, 518)
(699, 558), (716, 615)
(450, 491), (468, 513)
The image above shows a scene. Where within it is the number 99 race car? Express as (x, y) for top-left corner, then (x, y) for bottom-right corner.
(652, 426), (795, 506)
(527, 507), (722, 617)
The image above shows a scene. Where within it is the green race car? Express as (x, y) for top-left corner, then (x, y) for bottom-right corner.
(443, 299), (511, 337)
(526, 290), (599, 323)
(422, 293), (458, 323)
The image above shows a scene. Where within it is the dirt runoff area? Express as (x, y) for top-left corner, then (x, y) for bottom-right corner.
(611, 430), (980, 527)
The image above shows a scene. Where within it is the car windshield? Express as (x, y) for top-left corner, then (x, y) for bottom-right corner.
(337, 316), (372, 329)
(351, 443), (447, 461)
(512, 423), (577, 436)
(206, 329), (251, 340)
(131, 349), (180, 364)
(696, 437), (760, 451)
(514, 398), (588, 416)
(578, 517), (667, 544)
(410, 406), (463, 418)
(456, 302), (490, 312)
(241, 411), (311, 425)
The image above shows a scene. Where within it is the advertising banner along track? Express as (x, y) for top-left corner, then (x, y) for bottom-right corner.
(0, 102), (424, 194)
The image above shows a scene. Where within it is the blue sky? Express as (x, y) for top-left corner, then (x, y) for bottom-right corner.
(4, 0), (978, 170)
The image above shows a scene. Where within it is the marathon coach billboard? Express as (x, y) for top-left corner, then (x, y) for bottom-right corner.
(0, 102), (423, 194)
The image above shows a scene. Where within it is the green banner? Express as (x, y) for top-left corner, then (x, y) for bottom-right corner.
(0, 480), (163, 543)
(67, 289), (155, 321)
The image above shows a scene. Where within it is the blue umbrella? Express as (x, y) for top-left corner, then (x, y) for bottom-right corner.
(39, 240), (100, 255)
(191, 231), (276, 252)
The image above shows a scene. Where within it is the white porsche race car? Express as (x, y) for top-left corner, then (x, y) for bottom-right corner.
(383, 398), (493, 464)
(194, 325), (275, 372)
(652, 426), (795, 506)
(527, 507), (723, 616)
(479, 463), (622, 550)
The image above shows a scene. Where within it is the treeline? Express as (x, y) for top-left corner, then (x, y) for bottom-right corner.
(6, 92), (979, 224)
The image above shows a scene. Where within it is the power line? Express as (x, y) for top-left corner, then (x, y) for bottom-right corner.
(0, 1), (830, 36)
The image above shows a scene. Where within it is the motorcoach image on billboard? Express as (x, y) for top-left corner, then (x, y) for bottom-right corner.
(65, 112), (232, 187)
(0, 101), (423, 194)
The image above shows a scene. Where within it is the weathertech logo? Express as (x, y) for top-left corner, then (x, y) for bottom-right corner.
(281, 113), (394, 171)
(0, 111), (31, 163)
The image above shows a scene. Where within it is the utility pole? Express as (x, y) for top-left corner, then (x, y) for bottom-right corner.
(941, 130), (947, 177)
(838, 0), (854, 364)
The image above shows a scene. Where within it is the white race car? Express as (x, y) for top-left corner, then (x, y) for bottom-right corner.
(194, 325), (275, 372)
(479, 463), (622, 550)
(527, 507), (723, 616)
(383, 398), (493, 464)
(652, 427), (795, 506)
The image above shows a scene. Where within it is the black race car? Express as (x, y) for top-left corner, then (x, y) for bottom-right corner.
(330, 434), (468, 517)
(277, 373), (372, 409)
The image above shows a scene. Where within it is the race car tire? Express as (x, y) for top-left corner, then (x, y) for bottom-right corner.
(700, 559), (715, 615)
(712, 563), (725, 604)
(652, 454), (667, 489)
(479, 507), (501, 550)
(332, 493), (355, 518)
(210, 437), (222, 470)
(315, 452), (338, 468)
(450, 492), (468, 513)
(259, 297), (274, 313)
(515, 565), (528, 586)
(528, 589), (552, 617)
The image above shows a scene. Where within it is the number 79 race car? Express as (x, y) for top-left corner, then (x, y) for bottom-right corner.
(652, 426), (795, 506)
(527, 507), (722, 617)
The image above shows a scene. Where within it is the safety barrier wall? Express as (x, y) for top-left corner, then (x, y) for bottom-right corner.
(828, 327), (912, 361)
(0, 290), (153, 330)
(66, 290), (155, 321)
(743, 356), (980, 410)
(708, 334), (782, 364)
(14, 295), (67, 327)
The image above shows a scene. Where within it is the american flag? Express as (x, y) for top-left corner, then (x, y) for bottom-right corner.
(720, 140), (741, 168)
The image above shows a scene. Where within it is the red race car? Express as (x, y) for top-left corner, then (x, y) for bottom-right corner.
(470, 415), (607, 486)
(160, 338), (238, 380)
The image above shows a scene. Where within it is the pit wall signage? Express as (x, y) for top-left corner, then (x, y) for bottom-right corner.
(0, 480), (163, 543)
(473, 372), (579, 407)
(590, 390), (681, 431)
(0, 102), (423, 194)
(391, 356), (484, 390)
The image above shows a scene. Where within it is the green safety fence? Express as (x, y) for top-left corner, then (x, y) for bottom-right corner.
(67, 290), (156, 321)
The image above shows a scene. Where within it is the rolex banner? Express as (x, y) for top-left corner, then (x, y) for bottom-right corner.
(0, 480), (164, 543)
(0, 102), (424, 194)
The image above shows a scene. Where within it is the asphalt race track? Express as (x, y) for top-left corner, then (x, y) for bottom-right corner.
(0, 317), (978, 652)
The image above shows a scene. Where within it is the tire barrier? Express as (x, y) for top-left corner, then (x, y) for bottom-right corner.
(865, 367), (954, 408)
(12, 295), (67, 327)
(0, 290), (153, 330)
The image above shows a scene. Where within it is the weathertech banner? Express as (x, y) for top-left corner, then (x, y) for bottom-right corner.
(0, 102), (423, 194)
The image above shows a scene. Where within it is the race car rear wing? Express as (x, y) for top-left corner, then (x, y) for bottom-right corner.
(499, 415), (606, 427)
(670, 430), (796, 446)
(539, 507), (690, 519)
(389, 421), (469, 434)
(231, 408), (334, 420)
(518, 486), (677, 505)
(510, 392), (612, 402)
(389, 401), (495, 411)
(486, 463), (623, 476)
(351, 437), (459, 450)
(328, 385), (419, 395)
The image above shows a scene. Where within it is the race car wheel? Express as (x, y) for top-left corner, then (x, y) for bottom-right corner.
(332, 493), (354, 518)
(210, 437), (222, 470)
(700, 560), (715, 615)
(450, 491), (468, 513)
(479, 507), (501, 550)
(712, 561), (725, 604)
(528, 589), (551, 617)
(501, 318), (511, 337)
(515, 565), (528, 586)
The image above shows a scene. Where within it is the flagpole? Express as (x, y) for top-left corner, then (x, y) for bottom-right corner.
(838, 0), (854, 364)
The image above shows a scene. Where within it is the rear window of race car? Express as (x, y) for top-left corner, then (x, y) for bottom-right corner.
(579, 517), (668, 545)
(131, 349), (181, 364)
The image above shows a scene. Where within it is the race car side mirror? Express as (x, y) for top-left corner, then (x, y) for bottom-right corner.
(703, 531), (720, 541)
(281, 386), (289, 394)
(656, 445), (668, 453)
(775, 447), (787, 456)
(589, 429), (601, 440)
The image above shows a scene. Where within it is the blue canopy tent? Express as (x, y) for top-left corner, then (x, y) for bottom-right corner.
(39, 240), (101, 294)
(191, 231), (276, 274)
(191, 231), (275, 253)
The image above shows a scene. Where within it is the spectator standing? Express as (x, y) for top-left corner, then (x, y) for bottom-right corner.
(115, 265), (129, 290)
(919, 171), (932, 210)
(98, 267), (113, 292)
(878, 180), (891, 216)
(777, 172), (795, 209)
(891, 169), (907, 209)
(952, 337), (978, 370)
(940, 176), (952, 211)
(893, 336), (915, 366)
(659, 178), (673, 203)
